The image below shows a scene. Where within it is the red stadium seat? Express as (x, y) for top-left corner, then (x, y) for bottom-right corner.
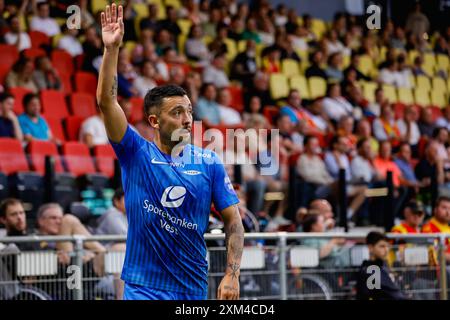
(61, 142), (96, 177)
(44, 117), (66, 142)
(74, 72), (97, 95)
(60, 73), (73, 95)
(129, 96), (144, 123)
(228, 85), (244, 112)
(0, 44), (19, 69)
(29, 30), (50, 49)
(70, 93), (97, 118)
(93, 144), (116, 178)
(41, 90), (69, 120)
(9, 87), (32, 115)
(65, 116), (84, 141)
(23, 48), (46, 59)
(0, 138), (30, 175)
(262, 105), (279, 125)
(0, 64), (10, 85)
(27, 140), (64, 175)
(51, 49), (74, 77)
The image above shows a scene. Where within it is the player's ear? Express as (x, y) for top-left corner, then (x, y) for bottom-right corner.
(148, 115), (159, 129)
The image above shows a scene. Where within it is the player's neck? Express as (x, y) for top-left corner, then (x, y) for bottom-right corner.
(154, 135), (185, 157)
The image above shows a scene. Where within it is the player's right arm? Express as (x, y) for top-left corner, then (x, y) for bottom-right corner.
(96, 4), (128, 143)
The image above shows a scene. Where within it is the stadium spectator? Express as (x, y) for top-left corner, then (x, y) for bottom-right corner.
(29, 1), (61, 37)
(390, 26), (407, 51)
(325, 52), (344, 82)
(325, 135), (352, 182)
(207, 22), (229, 57)
(279, 89), (305, 126)
(96, 188), (127, 237)
(5, 57), (38, 93)
(133, 60), (157, 98)
(356, 231), (407, 300)
(351, 138), (381, 184)
(217, 88), (242, 125)
(431, 127), (449, 162)
(411, 55), (430, 77)
(57, 25), (83, 57)
(373, 140), (402, 187)
(405, 3), (430, 41)
(378, 60), (403, 87)
(79, 112), (108, 147)
(185, 24), (211, 66)
(308, 199), (336, 231)
(203, 52), (230, 89)
(139, 3), (159, 32)
(322, 83), (354, 122)
(396, 54), (412, 88)
(18, 93), (58, 143)
(372, 103), (402, 144)
(305, 50), (327, 79)
(32, 56), (62, 91)
(258, 18), (276, 46)
(343, 53), (372, 82)
(415, 142), (445, 203)
(194, 83), (221, 127)
(366, 87), (386, 118)
(397, 105), (420, 150)
(337, 115), (358, 155)
(417, 107), (436, 138)
(167, 65), (186, 87)
(242, 17), (261, 44)
(245, 71), (275, 107)
(276, 114), (303, 154)
(183, 71), (202, 106)
(326, 29), (345, 55)
(436, 106), (450, 131)
(394, 142), (422, 192)
(356, 118), (379, 154)
(227, 15), (244, 41)
(0, 198), (27, 237)
(301, 213), (350, 268)
(231, 39), (258, 88)
(4, 14), (31, 52)
(391, 200), (425, 233)
(81, 26), (103, 73)
(290, 25), (309, 52)
(0, 93), (23, 140)
(157, 5), (182, 43)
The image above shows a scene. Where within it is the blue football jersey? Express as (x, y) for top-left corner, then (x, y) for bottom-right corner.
(110, 125), (239, 295)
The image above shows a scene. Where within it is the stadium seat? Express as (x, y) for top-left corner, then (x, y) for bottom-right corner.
(177, 19), (192, 35)
(397, 88), (414, 105)
(27, 140), (64, 175)
(74, 72), (97, 96)
(23, 48), (46, 59)
(0, 44), (19, 69)
(311, 18), (327, 39)
(132, 3), (149, 19)
(0, 138), (30, 175)
(165, 0), (182, 9)
(237, 40), (247, 53)
(436, 54), (449, 71)
(129, 97), (144, 124)
(281, 59), (300, 78)
(41, 90), (69, 120)
(9, 87), (32, 115)
(70, 93), (97, 118)
(0, 64), (10, 85)
(362, 81), (378, 103)
(93, 144), (116, 178)
(224, 38), (238, 62)
(432, 77), (447, 94)
(416, 75), (431, 92)
(51, 49), (74, 77)
(414, 88), (431, 107)
(29, 30), (50, 49)
(358, 55), (374, 77)
(91, 0), (108, 14)
(262, 105), (279, 125)
(407, 50), (419, 65)
(61, 142), (97, 177)
(44, 117), (66, 142)
(381, 84), (397, 103)
(430, 89), (447, 108)
(423, 53), (436, 70)
(289, 75), (310, 99)
(228, 86), (244, 112)
(65, 116), (84, 141)
(308, 76), (326, 99)
(60, 73), (73, 95)
(270, 73), (289, 100)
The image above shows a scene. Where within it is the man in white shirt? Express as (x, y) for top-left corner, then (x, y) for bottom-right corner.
(351, 138), (380, 184)
(58, 27), (83, 57)
(30, 2), (61, 37)
(4, 15), (31, 51)
(397, 105), (420, 146)
(203, 53), (230, 89)
(79, 113), (108, 147)
(217, 88), (242, 125)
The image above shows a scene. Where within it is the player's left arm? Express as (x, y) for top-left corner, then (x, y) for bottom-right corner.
(217, 204), (244, 300)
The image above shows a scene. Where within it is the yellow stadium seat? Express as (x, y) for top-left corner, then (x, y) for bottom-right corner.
(407, 50), (420, 65)
(382, 84), (397, 103)
(448, 78), (450, 92)
(414, 88), (431, 106)
(91, 0), (108, 15)
(342, 54), (351, 69)
(178, 34), (187, 55)
(358, 55), (374, 77)
(308, 77), (327, 99)
(133, 3), (149, 19)
(224, 38), (237, 62)
(52, 34), (63, 48)
(165, 0), (182, 9)
(124, 41), (137, 55)
(436, 54), (450, 71)
(430, 90), (447, 108)
(237, 40), (247, 53)
(311, 18), (327, 39)
(423, 53), (436, 69)
(378, 46), (388, 64)
(289, 75), (310, 99)
(362, 81), (378, 103)
(416, 75), (432, 92)
(409, 74), (416, 87)
(270, 74), (289, 100)
(281, 59), (300, 78)
(202, 35), (213, 46)
(177, 19), (192, 36)
(432, 77), (447, 94)
(397, 88), (414, 105)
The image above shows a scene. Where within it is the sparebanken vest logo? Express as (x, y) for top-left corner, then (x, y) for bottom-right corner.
(161, 186), (187, 208)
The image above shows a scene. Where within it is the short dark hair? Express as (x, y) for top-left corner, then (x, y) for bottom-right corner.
(0, 92), (14, 103)
(435, 196), (450, 207)
(302, 213), (320, 232)
(0, 198), (22, 218)
(366, 231), (389, 246)
(143, 85), (187, 117)
(356, 137), (369, 150)
(303, 135), (318, 147)
(432, 126), (446, 139)
(23, 93), (39, 109)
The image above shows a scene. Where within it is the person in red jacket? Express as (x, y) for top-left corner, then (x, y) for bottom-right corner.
(391, 201), (425, 234)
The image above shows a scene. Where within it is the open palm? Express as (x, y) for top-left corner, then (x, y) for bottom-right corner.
(100, 3), (124, 49)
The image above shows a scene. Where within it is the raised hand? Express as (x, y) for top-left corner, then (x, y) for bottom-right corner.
(100, 3), (124, 50)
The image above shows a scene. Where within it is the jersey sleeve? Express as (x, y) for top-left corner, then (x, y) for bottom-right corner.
(109, 125), (146, 168)
(211, 152), (240, 212)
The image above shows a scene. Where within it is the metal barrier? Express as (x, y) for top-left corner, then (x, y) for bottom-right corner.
(0, 232), (448, 300)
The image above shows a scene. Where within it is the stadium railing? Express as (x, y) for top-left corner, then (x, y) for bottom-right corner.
(0, 232), (448, 300)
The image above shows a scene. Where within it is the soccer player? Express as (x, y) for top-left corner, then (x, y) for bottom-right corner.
(96, 4), (244, 300)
